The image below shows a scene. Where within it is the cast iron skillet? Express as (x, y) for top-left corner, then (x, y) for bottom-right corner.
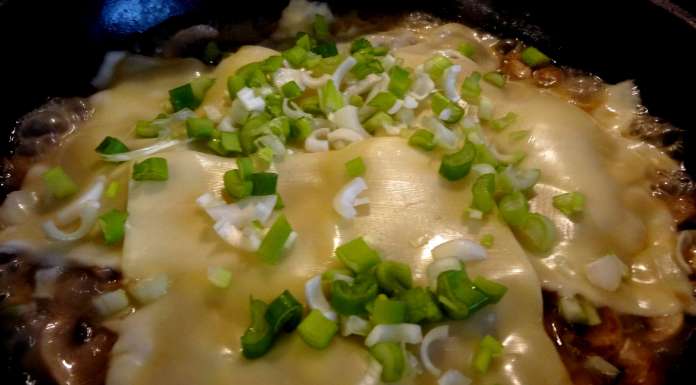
(0, 1), (695, 384)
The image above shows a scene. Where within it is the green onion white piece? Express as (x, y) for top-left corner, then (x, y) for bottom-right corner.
(129, 274), (170, 303)
(356, 358), (383, 385)
(305, 127), (330, 152)
(341, 315), (371, 337)
(478, 95), (494, 120)
(365, 323), (423, 347)
(584, 356), (620, 377)
(272, 68), (305, 90)
(420, 325), (449, 376)
(426, 256), (461, 291)
(305, 275), (337, 321)
(431, 239), (487, 262)
(438, 369), (472, 385)
(333, 177), (369, 219)
(43, 200), (100, 242)
(442, 64), (462, 102)
(332, 56), (358, 87)
(585, 254), (628, 291)
(329, 105), (370, 137)
(471, 163), (496, 175)
(203, 105), (223, 122)
(207, 267), (232, 288)
(409, 71), (436, 100)
(92, 289), (130, 317)
(100, 139), (183, 162)
(327, 128), (365, 148)
(421, 116), (460, 150)
(33, 267), (62, 299)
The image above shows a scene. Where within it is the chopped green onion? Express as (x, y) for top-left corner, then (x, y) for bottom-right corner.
(424, 55), (453, 81)
(104, 181), (120, 199)
(520, 47), (551, 67)
(498, 191), (530, 227)
(42, 167), (78, 199)
(458, 42), (476, 58)
(304, 52), (323, 69)
(552, 192), (585, 217)
(261, 55), (284, 73)
(186, 117), (216, 140)
(349, 94), (364, 107)
(220, 131), (242, 154)
(98, 209), (128, 245)
(296, 33), (314, 50)
(335, 237), (381, 274)
(375, 260), (412, 296)
(135, 120), (159, 138)
(490, 112), (517, 131)
(283, 46), (308, 68)
(223, 169), (253, 200)
(321, 268), (354, 283)
(203, 41), (222, 64)
(368, 92), (397, 112)
(509, 130), (530, 142)
(345, 157), (366, 177)
(132, 157), (168, 181)
(95, 136), (129, 155)
(369, 342), (406, 383)
(299, 95), (322, 115)
(439, 142), (477, 181)
(290, 117), (314, 142)
(312, 14), (331, 41)
(207, 266), (232, 288)
(351, 59), (384, 80)
(388, 66), (412, 99)
(497, 166), (540, 193)
(255, 147), (274, 168)
(370, 46), (389, 56)
(267, 116), (291, 141)
(330, 272), (379, 315)
(240, 113), (272, 154)
(363, 111), (393, 133)
(319, 80), (344, 114)
(281, 81), (303, 99)
(398, 287), (443, 324)
(298, 309), (338, 349)
(480, 234), (494, 248)
(241, 298), (274, 359)
(514, 213), (557, 253)
(265, 93), (283, 117)
(472, 335), (504, 373)
(472, 276), (507, 304)
(265, 290), (303, 333)
(473, 144), (500, 167)
(436, 269), (489, 319)
(351, 38), (372, 53)
(408, 129), (436, 151)
(247, 69), (268, 89)
(311, 41), (338, 58)
(460, 72), (482, 104)
(483, 71), (506, 88)
(257, 214), (293, 264)
(431, 92), (464, 123)
(236, 157), (254, 180)
(471, 173), (496, 213)
(274, 194), (285, 210)
(371, 295), (407, 325)
(581, 298), (602, 326)
(169, 77), (214, 111)
(250, 172), (278, 196)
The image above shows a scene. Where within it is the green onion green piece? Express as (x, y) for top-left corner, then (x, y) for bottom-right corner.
(265, 290), (303, 333)
(472, 335), (504, 373)
(480, 234), (494, 248)
(303, 52), (323, 69)
(351, 37), (372, 53)
(311, 41), (338, 58)
(514, 213), (557, 253)
(388, 66), (412, 99)
(498, 191), (530, 227)
(439, 142), (477, 181)
(437, 269), (489, 319)
(472, 173), (496, 214)
(169, 77), (214, 111)
(552, 192), (585, 217)
(290, 117), (314, 142)
(240, 112), (272, 154)
(258, 214), (293, 264)
(223, 169), (253, 200)
(461, 72), (482, 104)
(283, 46), (309, 68)
(298, 309), (338, 349)
(472, 276), (507, 304)
(430, 92), (463, 124)
(369, 342), (406, 383)
(335, 237), (381, 274)
(246, 68), (268, 89)
(250, 172), (278, 196)
(312, 14), (331, 41)
(490, 112), (517, 131)
(208, 266), (232, 288)
(255, 147), (274, 168)
(398, 287), (443, 324)
(267, 116), (291, 142)
(221, 131), (242, 153)
(135, 120), (160, 138)
(483, 71), (506, 88)
(520, 47), (551, 67)
(458, 42), (476, 58)
(186, 117), (216, 140)
(330, 272), (379, 315)
(351, 59), (384, 80)
(98, 209), (128, 245)
(370, 46), (389, 56)
(274, 193), (285, 210)
(261, 55), (284, 73)
(236, 157), (255, 180)
(408, 129), (436, 151)
(264, 93), (283, 117)
(473, 144), (500, 167)
(241, 298), (275, 359)
(375, 260), (412, 296)
(132, 157), (168, 181)
(42, 167), (78, 199)
(349, 94), (364, 107)
(281, 81), (303, 99)
(367, 92), (397, 112)
(203, 41), (222, 64)
(424, 55), (453, 81)
(95, 136), (129, 155)
(370, 295), (407, 325)
(299, 95), (322, 115)
(105, 181), (120, 199)
(363, 111), (393, 134)
(321, 268), (354, 284)
(296, 33), (314, 50)
(319, 80), (344, 114)
(345, 157), (366, 177)
(509, 130), (530, 142)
